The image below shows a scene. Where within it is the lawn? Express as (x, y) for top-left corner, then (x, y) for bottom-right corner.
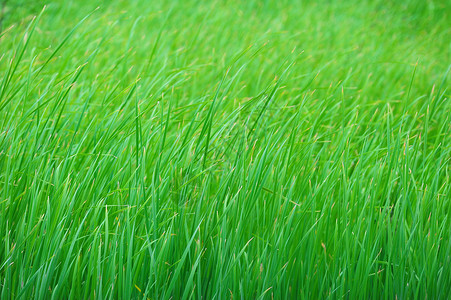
(0, 0), (450, 298)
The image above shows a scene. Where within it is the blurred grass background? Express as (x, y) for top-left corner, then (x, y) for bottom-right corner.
(0, 0), (450, 298)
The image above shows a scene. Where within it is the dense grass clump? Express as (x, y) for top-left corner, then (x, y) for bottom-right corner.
(0, 0), (450, 298)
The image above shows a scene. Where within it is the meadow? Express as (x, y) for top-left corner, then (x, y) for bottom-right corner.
(0, 0), (450, 298)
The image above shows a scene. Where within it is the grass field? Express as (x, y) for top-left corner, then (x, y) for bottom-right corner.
(0, 0), (450, 298)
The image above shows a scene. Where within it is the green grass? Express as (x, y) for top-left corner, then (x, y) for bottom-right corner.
(0, 0), (450, 298)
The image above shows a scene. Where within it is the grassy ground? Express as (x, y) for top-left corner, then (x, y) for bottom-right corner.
(0, 0), (450, 298)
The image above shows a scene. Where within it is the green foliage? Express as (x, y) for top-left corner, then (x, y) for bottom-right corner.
(0, 0), (450, 298)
